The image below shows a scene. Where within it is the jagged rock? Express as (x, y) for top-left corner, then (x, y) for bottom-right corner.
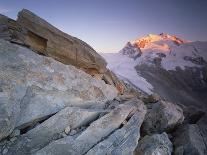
(0, 9), (107, 74)
(0, 39), (117, 141)
(86, 101), (146, 155)
(173, 124), (206, 155)
(34, 104), (136, 155)
(182, 105), (205, 124)
(9, 130), (20, 138)
(64, 126), (71, 135)
(135, 132), (173, 155)
(6, 107), (102, 155)
(197, 114), (207, 149)
(142, 93), (160, 103)
(142, 101), (184, 135)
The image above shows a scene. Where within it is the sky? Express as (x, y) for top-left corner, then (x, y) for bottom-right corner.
(0, 0), (207, 53)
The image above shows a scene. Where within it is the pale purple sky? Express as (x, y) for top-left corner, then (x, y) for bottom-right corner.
(1, 0), (207, 52)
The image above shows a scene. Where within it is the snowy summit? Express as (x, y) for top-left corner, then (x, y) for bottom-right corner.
(102, 33), (207, 94)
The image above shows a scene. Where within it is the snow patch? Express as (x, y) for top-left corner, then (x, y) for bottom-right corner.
(101, 53), (154, 94)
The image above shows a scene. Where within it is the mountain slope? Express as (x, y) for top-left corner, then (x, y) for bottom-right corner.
(103, 34), (207, 109)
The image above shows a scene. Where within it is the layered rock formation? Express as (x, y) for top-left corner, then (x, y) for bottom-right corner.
(0, 9), (106, 74)
(0, 10), (206, 155)
(0, 39), (117, 141)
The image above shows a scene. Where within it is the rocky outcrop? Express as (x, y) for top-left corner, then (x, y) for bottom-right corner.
(86, 101), (146, 155)
(0, 9), (107, 74)
(135, 132), (173, 155)
(119, 42), (142, 59)
(34, 103), (139, 155)
(0, 39), (117, 141)
(135, 64), (207, 110)
(197, 114), (207, 149)
(142, 101), (184, 135)
(6, 107), (102, 155)
(173, 124), (206, 155)
(1, 10), (206, 155)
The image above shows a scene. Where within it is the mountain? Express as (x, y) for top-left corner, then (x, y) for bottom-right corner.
(102, 33), (207, 109)
(0, 10), (207, 155)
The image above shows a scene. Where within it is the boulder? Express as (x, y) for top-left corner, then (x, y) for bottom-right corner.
(142, 93), (160, 103)
(142, 101), (184, 135)
(173, 124), (206, 155)
(86, 101), (147, 155)
(197, 114), (207, 149)
(6, 107), (102, 155)
(135, 132), (173, 155)
(34, 104), (137, 155)
(0, 9), (107, 74)
(0, 39), (117, 141)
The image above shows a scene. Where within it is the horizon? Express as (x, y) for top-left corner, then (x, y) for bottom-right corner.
(1, 0), (207, 53)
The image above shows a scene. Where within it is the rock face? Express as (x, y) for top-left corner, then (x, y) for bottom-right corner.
(0, 9), (107, 74)
(6, 107), (102, 155)
(34, 103), (140, 155)
(0, 39), (117, 141)
(135, 132), (173, 155)
(197, 114), (207, 149)
(173, 124), (206, 155)
(1, 9), (207, 155)
(142, 101), (184, 135)
(86, 101), (146, 155)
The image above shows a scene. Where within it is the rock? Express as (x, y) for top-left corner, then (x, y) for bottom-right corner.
(117, 93), (137, 101)
(174, 146), (184, 155)
(69, 130), (77, 136)
(173, 124), (206, 155)
(0, 39), (117, 141)
(135, 132), (173, 155)
(2, 148), (8, 154)
(0, 94), (18, 142)
(181, 105), (205, 124)
(197, 114), (207, 148)
(86, 101), (147, 155)
(0, 9), (107, 74)
(142, 93), (160, 103)
(64, 126), (71, 135)
(142, 101), (184, 135)
(6, 107), (102, 155)
(9, 137), (17, 143)
(10, 130), (20, 138)
(34, 104), (137, 155)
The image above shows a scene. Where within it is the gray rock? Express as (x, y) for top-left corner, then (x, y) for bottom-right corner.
(64, 126), (71, 135)
(9, 130), (20, 138)
(86, 101), (147, 155)
(173, 124), (206, 155)
(0, 39), (117, 141)
(197, 114), (207, 148)
(142, 93), (160, 104)
(142, 101), (184, 135)
(135, 132), (173, 155)
(34, 104), (136, 155)
(0, 9), (107, 74)
(2, 148), (8, 154)
(6, 107), (102, 155)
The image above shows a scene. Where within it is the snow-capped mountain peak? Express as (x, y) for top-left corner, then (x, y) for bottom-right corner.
(133, 33), (188, 48)
(102, 33), (207, 96)
(119, 33), (207, 70)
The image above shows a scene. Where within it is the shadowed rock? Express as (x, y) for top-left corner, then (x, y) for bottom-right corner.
(86, 101), (146, 155)
(0, 39), (117, 141)
(34, 104), (136, 155)
(142, 101), (184, 135)
(173, 124), (206, 155)
(135, 132), (173, 155)
(0, 9), (107, 74)
(6, 107), (102, 155)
